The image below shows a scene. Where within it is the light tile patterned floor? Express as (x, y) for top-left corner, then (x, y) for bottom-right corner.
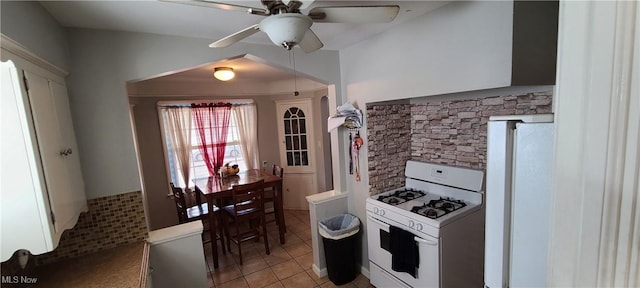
(205, 210), (373, 288)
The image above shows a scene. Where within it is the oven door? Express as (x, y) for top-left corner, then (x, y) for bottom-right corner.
(367, 215), (440, 288)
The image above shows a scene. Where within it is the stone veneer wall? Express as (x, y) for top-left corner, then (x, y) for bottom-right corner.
(367, 91), (553, 195)
(411, 91), (552, 168)
(34, 191), (148, 265)
(367, 104), (412, 195)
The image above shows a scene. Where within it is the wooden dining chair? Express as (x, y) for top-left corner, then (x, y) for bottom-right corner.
(221, 180), (270, 265)
(171, 182), (225, 252)
(263, 164), (284, 227)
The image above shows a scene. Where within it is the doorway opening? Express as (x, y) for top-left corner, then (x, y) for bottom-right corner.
(126, 54), (336, 229)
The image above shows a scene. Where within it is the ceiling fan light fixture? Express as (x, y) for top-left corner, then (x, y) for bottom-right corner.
(213, 67), (235, 81)
(260, 14), (312, 50)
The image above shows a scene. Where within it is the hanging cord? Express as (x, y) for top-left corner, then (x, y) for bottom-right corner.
(289, 49), (299, 96)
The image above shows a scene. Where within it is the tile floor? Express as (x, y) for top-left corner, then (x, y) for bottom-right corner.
(204, 209), (373, 288)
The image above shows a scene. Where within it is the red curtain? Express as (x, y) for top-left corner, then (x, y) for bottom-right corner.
(191, 103), (232, 176)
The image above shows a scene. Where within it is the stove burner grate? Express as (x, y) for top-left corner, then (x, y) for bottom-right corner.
(376, 188), (426, 206)
(410, 197), (467, 219)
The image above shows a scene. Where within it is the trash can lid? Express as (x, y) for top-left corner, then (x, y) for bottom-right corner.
(318, 214), (360, 240)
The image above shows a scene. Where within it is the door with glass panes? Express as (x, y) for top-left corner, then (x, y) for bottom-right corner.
(276, 99), (317, 209)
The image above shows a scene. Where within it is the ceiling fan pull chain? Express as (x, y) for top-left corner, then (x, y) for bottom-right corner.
(290, 49), (299, 96)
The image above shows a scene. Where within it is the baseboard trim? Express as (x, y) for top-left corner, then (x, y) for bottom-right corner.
(360, 265), (370, 279)
(311, 263), (371, 280)
(312, 264), (327, 277)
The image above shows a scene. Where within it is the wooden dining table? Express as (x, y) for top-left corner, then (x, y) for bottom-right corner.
(193, 169), (285, 269)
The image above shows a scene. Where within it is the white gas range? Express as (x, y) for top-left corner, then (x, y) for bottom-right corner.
(366, 160), (485, 288)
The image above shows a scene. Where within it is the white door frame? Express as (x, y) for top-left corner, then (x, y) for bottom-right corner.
(548, 1), (639, 286)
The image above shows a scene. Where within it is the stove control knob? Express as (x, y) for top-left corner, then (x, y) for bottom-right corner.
(416, 223), (423, 231)
(408, 220), (415, 228)
(380, 209), (385, 216)
(373, 207), (379, 214)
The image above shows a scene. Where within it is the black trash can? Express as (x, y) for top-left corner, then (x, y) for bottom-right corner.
(318, 213), (360, 285)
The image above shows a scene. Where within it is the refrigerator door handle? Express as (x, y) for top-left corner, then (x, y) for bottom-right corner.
(367, 215), (390, 229)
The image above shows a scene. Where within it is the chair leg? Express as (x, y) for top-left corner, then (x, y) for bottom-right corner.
(216, 213), (226, 255)
(253, 219), (260, 243)
(236, 221), (243, 265)
(262, 215), (270, 255)
(223, 214), (231, 252)
(276, 208), (287, 233)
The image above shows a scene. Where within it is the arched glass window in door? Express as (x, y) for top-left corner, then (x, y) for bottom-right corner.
(283, 107), (309, 166)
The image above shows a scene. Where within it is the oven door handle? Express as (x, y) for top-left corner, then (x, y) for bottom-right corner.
(414, 236), (438, 246)
(367, 215), (390, 229)
(369, 215), (438, 246)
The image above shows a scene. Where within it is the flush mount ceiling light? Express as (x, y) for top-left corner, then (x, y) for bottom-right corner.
(213, 67), (235, 81)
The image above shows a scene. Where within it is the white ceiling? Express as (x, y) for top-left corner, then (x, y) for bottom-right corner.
(40, 0), (449, 90)
(126, 54), (328, 96)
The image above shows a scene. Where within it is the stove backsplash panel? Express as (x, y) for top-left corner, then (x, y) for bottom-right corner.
(367, 104), (412, 195)
(367, 91), (552, 195)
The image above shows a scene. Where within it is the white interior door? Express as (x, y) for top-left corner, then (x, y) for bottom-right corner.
(276, 99), (317, 209)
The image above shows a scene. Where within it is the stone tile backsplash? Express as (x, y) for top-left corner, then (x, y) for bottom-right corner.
(367, 91), (553, 195)
(34, 191), (148, 265)
(367, 104), (412, 195)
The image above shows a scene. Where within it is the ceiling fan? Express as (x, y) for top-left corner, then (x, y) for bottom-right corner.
(162, 0), (400, 53)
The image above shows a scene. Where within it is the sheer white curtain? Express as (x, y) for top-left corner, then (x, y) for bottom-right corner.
(232, 104), (260, 169)
(164, 106), (192, 188)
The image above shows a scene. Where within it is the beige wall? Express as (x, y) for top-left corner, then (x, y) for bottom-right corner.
(130, 88), (330, 230)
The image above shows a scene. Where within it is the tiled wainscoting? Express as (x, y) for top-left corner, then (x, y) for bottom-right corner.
(367, 91), (553, 195)
(35, 191), (148, 265)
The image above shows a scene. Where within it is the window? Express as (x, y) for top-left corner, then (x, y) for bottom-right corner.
(160, 107), (247, 188)
(283, 107), (309, 167)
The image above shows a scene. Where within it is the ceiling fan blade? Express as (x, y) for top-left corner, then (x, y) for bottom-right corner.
(308, 6), (400, 23)
(160, 0), (268, 16)
(282, 0), (315, 10)
(209, 24), (261, 48)
(287, 0), (303, 12)
(298, 28), (323, 53)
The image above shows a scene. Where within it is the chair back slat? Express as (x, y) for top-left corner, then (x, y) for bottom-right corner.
(223, 179), (270, 264)
(272, 164), (284, 178)
(231, 180), (265, 217)
(193, 186), (207, 213)
(193, 186), (204, 206)
(170, 182), (188, 223)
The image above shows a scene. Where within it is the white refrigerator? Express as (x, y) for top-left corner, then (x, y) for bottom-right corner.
(484, 114), (555, 288)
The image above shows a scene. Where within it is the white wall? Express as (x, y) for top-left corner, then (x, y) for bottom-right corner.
(0, 1), (69, 71)
(65, 28), (341, 199)
(340, 1), (513, 103)
(337, 1), (514, 270)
